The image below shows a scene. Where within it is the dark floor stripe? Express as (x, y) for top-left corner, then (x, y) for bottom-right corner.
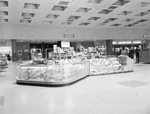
(0, 96), (4, 106)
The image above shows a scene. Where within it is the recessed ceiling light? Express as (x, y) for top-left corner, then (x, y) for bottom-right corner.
(111, 24), (121, 26)
(125, 24), (134, 27)
(98, 9), (113, 14)
(0, 11), (8, 16)
(137, 2), (150, 7)
(137, 19), (148, 23)
(108, 6), (118, 9)
(20, 20), (32, 23)
(135, 12), (149, 16)
(59, 1), (69, 5)
(68, 16), (81, 20)
(0, 19), (8, 22)
(146, 10), (150, 13)
(52, 5), (67, 11)
(22, 13), (35, 18)
(112, 0), (130, 6)
(122, 19), (133, 22)
(23, 17), (31, 20)
(87, 0), (103, 4)
(77, 8), (91, 13)
(24, 3), (40, 9)
(62, 21), (72, 25)
(0, 1), (8, 7)
(88, 17), (100, 21)
(79, 22), (90, 25)
(46, 14), (59, 18)
(43, 21), (53, 24)
(118, 11), (132, 15)
(103, 18), (117, 23)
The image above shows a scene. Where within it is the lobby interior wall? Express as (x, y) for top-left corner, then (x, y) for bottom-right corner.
(0, 25), (149, 41)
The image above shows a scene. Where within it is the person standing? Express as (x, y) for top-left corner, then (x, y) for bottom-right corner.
(128, 47), (134, 59)
(135, 46), (141, 63)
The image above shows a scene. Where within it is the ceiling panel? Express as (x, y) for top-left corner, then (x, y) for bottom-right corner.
(0, 0), (150, 29)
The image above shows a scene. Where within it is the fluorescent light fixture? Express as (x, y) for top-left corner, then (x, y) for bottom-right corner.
(126, 41), (132, 44)
(112, 41), (117, 44)
(118, 41), (126, 44)
(133, 41), (141, 44)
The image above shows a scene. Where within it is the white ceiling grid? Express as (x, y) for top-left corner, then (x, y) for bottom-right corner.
(0, 0), (150, 29)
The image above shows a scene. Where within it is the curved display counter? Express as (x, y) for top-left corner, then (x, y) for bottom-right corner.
(16, 55), (134, 86)
(90, 56), (133, 75)
(16, 60), (90, 86)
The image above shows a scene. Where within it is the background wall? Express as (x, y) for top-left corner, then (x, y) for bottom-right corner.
(12, 42), (30, 61)
(1, 25), (150, 41)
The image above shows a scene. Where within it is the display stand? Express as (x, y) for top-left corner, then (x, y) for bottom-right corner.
(118, 55), (134, 72)
(16, 61), (90, 86)
(16, 56), (134, 86)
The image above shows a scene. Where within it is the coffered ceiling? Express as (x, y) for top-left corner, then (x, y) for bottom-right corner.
(0, 0), (150, 29)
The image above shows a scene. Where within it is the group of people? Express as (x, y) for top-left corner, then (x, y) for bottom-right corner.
(115, 46), (141, 63)
(0, 53), (11, 61)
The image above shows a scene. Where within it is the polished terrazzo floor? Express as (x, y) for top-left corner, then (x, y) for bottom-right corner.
(0, 62), (150, 114)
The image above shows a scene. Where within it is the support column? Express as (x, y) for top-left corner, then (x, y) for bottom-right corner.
(57, 41), (61, 47)
(11, 39), (17, 61)
(42, 42), (45, 58)
(106, 40), (113, 55)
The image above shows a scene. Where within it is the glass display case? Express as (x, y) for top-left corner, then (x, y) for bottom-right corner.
(118, 55), (134, 71)
(90, 56), (133, 75)
(16, 55), (133, 86)
(16, 60), (90, 86)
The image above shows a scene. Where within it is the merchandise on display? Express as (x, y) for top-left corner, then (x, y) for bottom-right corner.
(0, 54), (8, 72)
(90, 56), (122, 75)
(16, 53), (133, 86)
(16, 58), (90, 85)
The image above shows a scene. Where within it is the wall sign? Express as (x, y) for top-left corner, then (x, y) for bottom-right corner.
(64, 34), (75, 38)
(143, 34), (150, 38)
(61, 41), (70, 47)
